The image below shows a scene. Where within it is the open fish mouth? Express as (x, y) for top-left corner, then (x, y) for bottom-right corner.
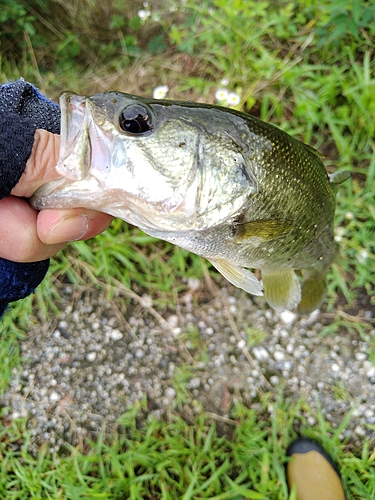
(57, 93), (92, 181)
(31, 93), (123, 212)
(31, 93), (93, 210)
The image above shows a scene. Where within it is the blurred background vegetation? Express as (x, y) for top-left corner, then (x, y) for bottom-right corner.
(0, 0), (374, 497)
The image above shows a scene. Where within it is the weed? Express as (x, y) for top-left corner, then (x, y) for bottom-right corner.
(1, 397), (374, 498)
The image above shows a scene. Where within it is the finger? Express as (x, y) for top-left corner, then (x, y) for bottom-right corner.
(37, 208), (113, 245)
(11, 130), (61, 198)
(0, 197), (64, 262)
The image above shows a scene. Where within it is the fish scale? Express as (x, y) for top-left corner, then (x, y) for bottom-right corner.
(31, 92), (350, 314)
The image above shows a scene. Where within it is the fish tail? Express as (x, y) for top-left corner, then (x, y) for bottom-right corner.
(262, 269), (301, 312)
(297, 271), (328, 315)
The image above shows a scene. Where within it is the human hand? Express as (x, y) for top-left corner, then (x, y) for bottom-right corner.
(0, 129), (113, 262)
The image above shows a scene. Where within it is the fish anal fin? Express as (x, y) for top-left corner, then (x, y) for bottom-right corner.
(262, 269), (301, 312)
(233, 219), (294, 242)
(209, 259), (263, 296)
(298, 272), (327, 315)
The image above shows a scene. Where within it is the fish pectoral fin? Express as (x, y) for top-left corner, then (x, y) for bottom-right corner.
(233, 219), (294, 242)
(209, 259), (264, 296)
(298, 272), (327, 315)
(262, 269), (301, 312)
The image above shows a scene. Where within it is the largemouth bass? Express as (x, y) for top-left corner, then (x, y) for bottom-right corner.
(31, 92), (350, 314)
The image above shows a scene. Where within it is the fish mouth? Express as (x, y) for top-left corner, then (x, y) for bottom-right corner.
(56, 92), (91, 181)
(30, 93), (93, 210)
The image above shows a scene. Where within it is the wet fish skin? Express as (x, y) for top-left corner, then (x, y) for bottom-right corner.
(31, 92), (350, 313)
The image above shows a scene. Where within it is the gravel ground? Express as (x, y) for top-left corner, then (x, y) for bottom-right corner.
(2, 275), (375, 453)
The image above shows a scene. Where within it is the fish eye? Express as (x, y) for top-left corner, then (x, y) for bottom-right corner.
(119, 104), (153, 135)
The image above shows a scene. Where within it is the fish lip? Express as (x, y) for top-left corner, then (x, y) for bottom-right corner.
(31, 178), (71, 210)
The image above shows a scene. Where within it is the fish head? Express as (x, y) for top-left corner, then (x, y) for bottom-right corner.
(33, 92), (202, 232)
(32, 92), (198, 232)
(31, 92), (258, 233)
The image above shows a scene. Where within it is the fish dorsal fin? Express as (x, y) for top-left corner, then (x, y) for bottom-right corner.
(329, 170), (351, 192)
(233, 219), (294, 242)
(261, 268), (301, 312)
(209, 259), (264, 296)
(303, 142), (325, 159)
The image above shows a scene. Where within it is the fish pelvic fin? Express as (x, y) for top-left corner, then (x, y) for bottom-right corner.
(298, 271), (327, 315)
(261, 269), (301, 312)
(209, 259), (264, 296)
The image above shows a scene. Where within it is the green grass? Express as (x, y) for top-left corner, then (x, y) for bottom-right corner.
(1, 0), (375, 497)
(1, 398), (374, 499)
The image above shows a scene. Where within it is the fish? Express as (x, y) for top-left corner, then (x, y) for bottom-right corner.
(31, 91), (350, 314)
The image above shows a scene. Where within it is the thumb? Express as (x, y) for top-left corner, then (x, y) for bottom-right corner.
(11, 129), (61, 198)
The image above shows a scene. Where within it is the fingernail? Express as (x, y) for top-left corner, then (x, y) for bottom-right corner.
(45, 214), (89, 244)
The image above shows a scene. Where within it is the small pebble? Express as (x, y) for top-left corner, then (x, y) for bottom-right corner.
(354, 425), (366, 437)
(307, 416), (316, 426)
(167, 315), (179, 328)
(252, 346), (269, 361)
(165, 387), (176, 399)
(237, 339), (246, 350)
(135, 349), (145, 359)
(50, 392), (60, 402)
(355, 352), (367, 361)
(110, 329), (123, 341)
(274, 351), (284, 362)
(279, 310), (297, 325)
(270, 375), (279, 386)
(1, 281), (373, 454)
(187, 377), (201, 389)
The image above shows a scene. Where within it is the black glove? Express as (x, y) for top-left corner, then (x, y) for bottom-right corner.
(0, 79), (61, 315)
(0, 79), (61, 199)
